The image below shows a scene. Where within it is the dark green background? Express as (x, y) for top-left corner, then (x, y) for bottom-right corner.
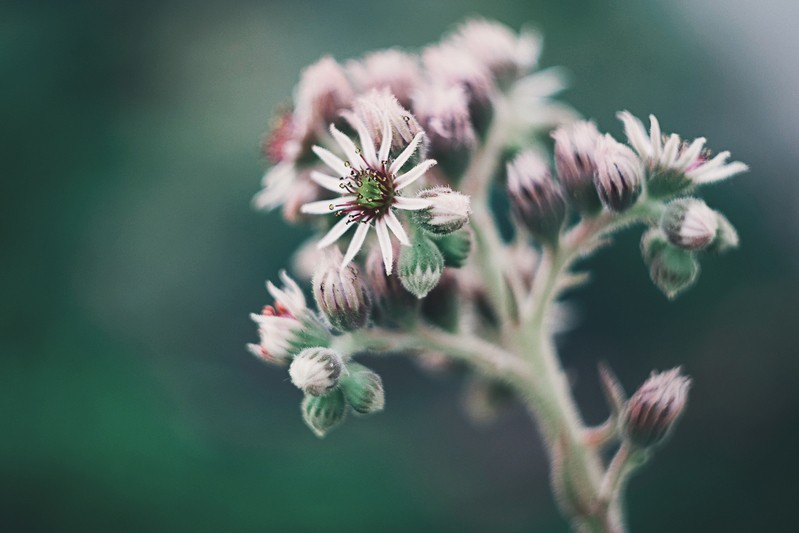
(3, 0), (797, 531)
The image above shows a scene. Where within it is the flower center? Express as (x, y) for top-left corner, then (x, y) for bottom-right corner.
(338, 165), (395, 224)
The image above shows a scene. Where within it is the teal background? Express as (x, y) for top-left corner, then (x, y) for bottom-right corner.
(3, 0), (798, 531)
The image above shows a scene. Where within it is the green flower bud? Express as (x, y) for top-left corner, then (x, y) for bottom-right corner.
(399, 235), (444, 299)
(623, 368), (691, 448)
(434, 229), (472, 268)
(642, 229), (700, 299)
(340, 363), (385, 415)
(660, 198), (718, 251)
(289, 347), (344, 396)
(301, 388), (347, 438)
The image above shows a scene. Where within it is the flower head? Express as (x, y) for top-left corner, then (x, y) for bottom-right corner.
(618, 111), (748, 196)
(623, 367), (692, 448)
(248, 271), (325, 365)
(300, 113), (437, 275)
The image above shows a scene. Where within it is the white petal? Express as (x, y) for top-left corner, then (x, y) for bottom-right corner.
(329, 125), (363, 170)
(692, 161), (749, 184)
(395, 159), (437, 191)
(344, 111), (377, 167)
(341, 222), (370, 267)
(378, 115), (392, 164)
(252, 163), (295, 210)
(374, 219), (393, 275)
(300, 196), (355, 215)
(393, 196), (433, 210)
(692, 150), (730, 172)
(384, 210), (410, 245)
(674, 137), (706, 169)
(312, 145), (350, 177)
(310, 170), (346, 193)
(649, 115), (662, 160)
(317, 215), (354, 249)
(617, 111), (651, 158)
(660, 134), (681, 167)
(389, 132), (424, 174)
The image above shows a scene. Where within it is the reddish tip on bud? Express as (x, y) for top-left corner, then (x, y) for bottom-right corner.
(623, 367), (691, 448)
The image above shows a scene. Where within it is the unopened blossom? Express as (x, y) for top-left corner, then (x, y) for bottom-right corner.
(593, 134), (643, 212)
(312, 248), (372, 331)
(445, 18), (541, 81)
(618, 111), (749, 195)
(623, 367), (692, 448)
(413, 186), (472, 235)
(293, 56), (353, 138)
(507, 150), (566, 243)
(660, 198), (719, 251)
(289, 347), (344, 396)
(248, 271), (324, 365)
(347, 49), (422, 108)
(300, 115), (436, 274)
(412, 82), (476, 155)
(347, 89), (426, 157)
(552, 120), (603, 213)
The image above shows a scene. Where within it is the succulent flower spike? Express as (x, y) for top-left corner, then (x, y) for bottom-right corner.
(507, 150), (567, 244)
(618, 111), (748, 197)
(300, 114), (436, 275)
(660, 198), (719, 251)
(593, 134), (643, 212)
(312, 249), (372, 332)
(248, 271), (329, 366)
(552, 120), (603, 214)
(622, 368), (692, 448)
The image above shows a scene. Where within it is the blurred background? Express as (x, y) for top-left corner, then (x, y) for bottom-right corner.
(3, 0), (798, 531)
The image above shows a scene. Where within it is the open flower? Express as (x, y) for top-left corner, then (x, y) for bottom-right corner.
(248, 271), (326, 365)
(618, 111), (748, 195)
(300, 116), (436, 275)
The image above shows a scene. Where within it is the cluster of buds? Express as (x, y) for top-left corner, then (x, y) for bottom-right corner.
(246, 18), (747, 445)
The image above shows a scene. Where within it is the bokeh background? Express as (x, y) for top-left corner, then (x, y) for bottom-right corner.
(3, 0), (798, 531)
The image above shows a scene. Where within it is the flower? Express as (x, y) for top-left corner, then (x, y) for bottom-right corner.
(289, 347), (344, 396)
(300, 115), (437, 275)
(552, 120), (603, 213)
(413, 186), (472, 235)
(312, 248), (372, 331)
(617, 111), (748, 195)
(506, 150), (566, 243)
(660, 198), (719, 251)
(248, 270), (326, 365)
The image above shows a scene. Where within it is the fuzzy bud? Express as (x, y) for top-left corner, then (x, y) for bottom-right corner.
(289, 347), (344, 397)
(623, 368), (692, 448)
(507, 150), (566, 244)
(293, 56), (353, 137)
(434, 228), (472, 268)
(413, 186), (472, 236)
(312, 250), (372, 331)
(398, 234), (445, 299)
(339, 363), (385, 415)
(660, 198), (719, 251)
(301, 388), (347, 438)
(593, 135), (643, 212)
(412, 83), (476, 176)
(707, 212), (739, 254)
(348, 89), (426, 159)
(347, 49), (421, 108)
(641, 228), (700, 299)
(552, 120), (603, 214)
